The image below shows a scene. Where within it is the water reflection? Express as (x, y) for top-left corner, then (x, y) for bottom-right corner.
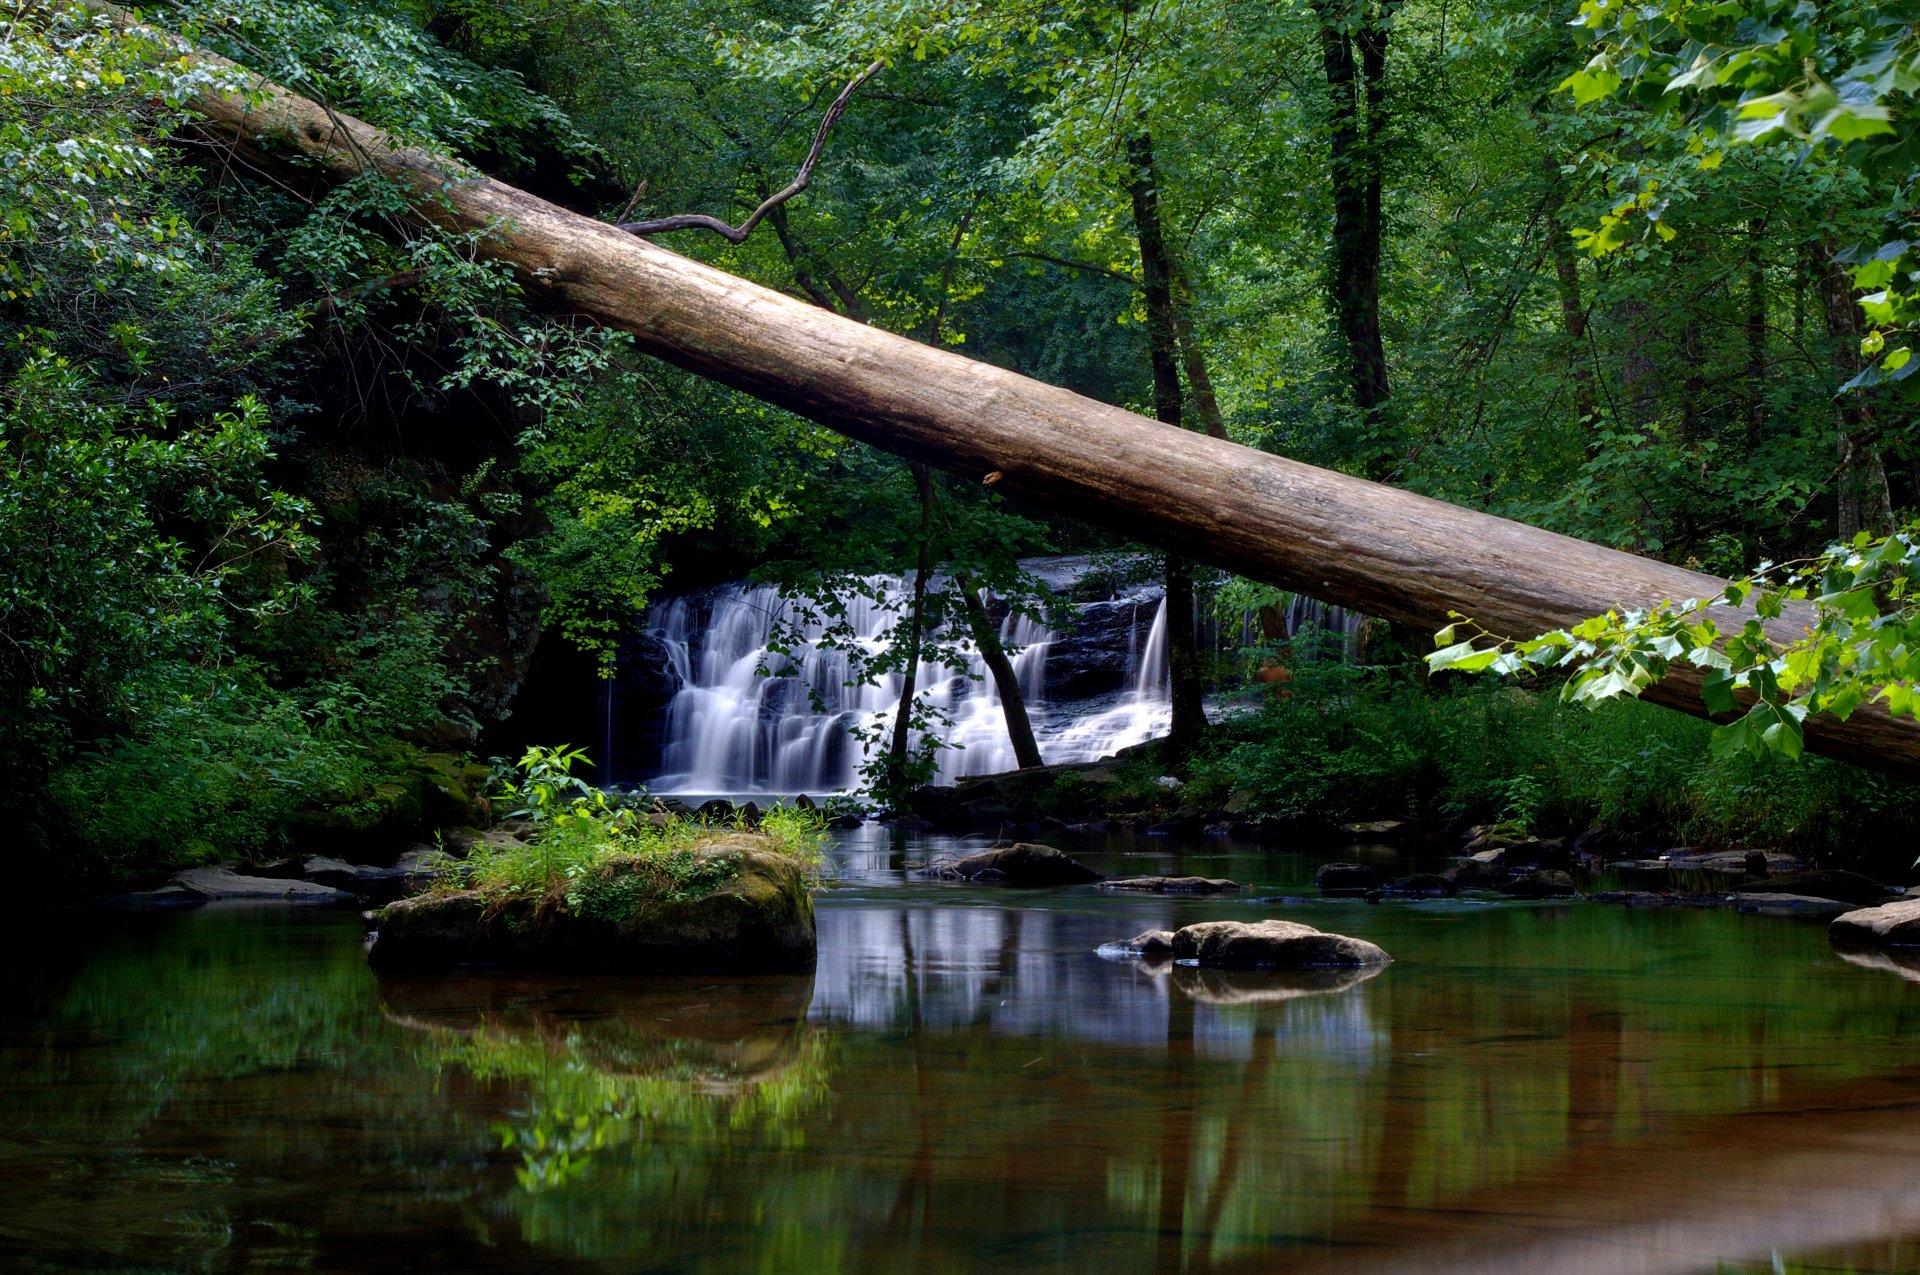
(5, 860), (1920, 1273)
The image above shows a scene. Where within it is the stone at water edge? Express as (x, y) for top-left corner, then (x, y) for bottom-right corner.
(921, 842), (1104, 885)
(1172, 920), (1391, 969)
(1830, 897), (1920, 949)
(1315, 862), (1378, 893)
(1099, 876), (1241, 894)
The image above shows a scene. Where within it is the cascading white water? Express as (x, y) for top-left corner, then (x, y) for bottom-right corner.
(641, 576), (1172, 795)
(1282, 595), (1365, 659)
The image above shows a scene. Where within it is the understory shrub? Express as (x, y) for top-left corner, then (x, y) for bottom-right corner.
(1196, 669), (1920, 868)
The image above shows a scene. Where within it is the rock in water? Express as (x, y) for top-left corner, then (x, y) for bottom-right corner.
(1830, 897), (1920, 949)
(1315, 862), (1378, 894)
(1171, 920), (1391, 969)
(922, 843), (1104, 885)
(365, 842), (815, 973)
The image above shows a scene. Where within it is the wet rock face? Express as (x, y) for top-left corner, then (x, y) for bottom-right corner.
(1043, 598), (1148, 701)
(1170, 920), (1391, 969)
(365, 843), (816, 974)
(920, 842), (1105, 885)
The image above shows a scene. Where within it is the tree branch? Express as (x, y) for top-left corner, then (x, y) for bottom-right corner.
(617, 60), (884, 244)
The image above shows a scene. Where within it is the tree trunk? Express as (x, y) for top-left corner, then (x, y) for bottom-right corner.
(140, 7), (1920, 778)
(1314, 0), (1394, 478)
(1548, 220), (1597, 434)
(888, 463), (936, 769)
(955, 576), (1044, 770)
(1818, 246), (1895, 539)
(1128, 131), (1209, 756)
(1745, 220), (1767, 458)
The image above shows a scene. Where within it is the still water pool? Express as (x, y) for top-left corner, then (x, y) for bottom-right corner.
(5, 831), (1920, 1274)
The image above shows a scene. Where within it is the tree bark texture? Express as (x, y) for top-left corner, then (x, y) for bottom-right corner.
(1818, 246), (1895, 540)
(888, 463), (936, 767)
(124, 4), (1920, 779)
(1314, 0), (1395, 477)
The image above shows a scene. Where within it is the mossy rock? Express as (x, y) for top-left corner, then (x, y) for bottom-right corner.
(366, 837), (816, 974)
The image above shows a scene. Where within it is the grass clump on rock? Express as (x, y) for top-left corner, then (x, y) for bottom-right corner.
(368, 746), (826, 973)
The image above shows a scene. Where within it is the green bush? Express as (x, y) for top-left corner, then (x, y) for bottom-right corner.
(1196, 673), (1920, 865)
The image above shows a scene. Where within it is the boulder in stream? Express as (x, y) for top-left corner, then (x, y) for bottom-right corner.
(1829, 897), (1920, 949)
(1171, 919), (1391, 969)
(920, 843), (1104, 885)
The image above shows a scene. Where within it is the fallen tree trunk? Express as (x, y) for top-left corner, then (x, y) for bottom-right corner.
(110, 4), (1920, 779)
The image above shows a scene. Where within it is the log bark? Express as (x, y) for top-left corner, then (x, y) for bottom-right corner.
(116, 5), (1920, 779)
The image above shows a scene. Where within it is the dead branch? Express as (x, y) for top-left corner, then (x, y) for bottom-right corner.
(616, 60), (884, 244)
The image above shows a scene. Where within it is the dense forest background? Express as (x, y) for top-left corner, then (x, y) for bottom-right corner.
(6, 0), (1920, 889)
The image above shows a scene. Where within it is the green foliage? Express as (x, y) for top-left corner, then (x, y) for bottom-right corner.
(1196, 678), (1920, 859)
(1563, 0), (1920, 389)
(456, 745), (827, 906)
(1430, 522), (1920, 761)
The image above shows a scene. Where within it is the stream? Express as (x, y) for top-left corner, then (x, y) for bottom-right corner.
(5, 828), (1920, 1273)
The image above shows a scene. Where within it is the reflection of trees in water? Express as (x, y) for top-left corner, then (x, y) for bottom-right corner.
(381, 974), (835, 1256)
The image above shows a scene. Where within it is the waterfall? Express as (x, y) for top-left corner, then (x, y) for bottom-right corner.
(1282, 595), (1364, 660)
(638, 574), (1172, 795)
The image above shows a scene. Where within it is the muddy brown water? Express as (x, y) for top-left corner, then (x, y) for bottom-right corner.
(4, 828), (1920, 1274)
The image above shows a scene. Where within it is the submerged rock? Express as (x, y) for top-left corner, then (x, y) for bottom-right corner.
(1830, 897), (1920, 949)
(365, 839), (816, 973)
(1315, 862), (1378, 894)
(1099, 876), (1240, 894)
(920, 842), (1104, 885)
(1171, 919), (1391, 969)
